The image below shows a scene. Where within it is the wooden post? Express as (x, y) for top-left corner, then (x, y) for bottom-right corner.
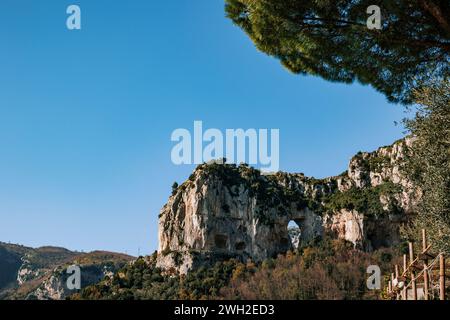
(422, 230), (429, 300)
(440, 254), (446, 300)
(394, 266), (400, 300)
(422, 229), (427, 253)
(403, 254), (408, 300)
(391, 272), (395, 299)
(409, 242), (417, 300)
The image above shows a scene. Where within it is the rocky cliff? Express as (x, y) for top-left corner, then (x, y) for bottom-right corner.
(157, 138), (418, 274)
(0, 243), (134, 300)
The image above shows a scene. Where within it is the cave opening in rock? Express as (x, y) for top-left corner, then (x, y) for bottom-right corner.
(235, 241), (246, 251)
(214, 234), (228, 249)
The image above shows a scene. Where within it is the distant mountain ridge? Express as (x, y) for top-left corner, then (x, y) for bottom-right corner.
(0, 242), (134, 300)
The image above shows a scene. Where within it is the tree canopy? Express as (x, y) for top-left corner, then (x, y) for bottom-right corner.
(225, 0), (450, 103)
(402, 80), (450, 253)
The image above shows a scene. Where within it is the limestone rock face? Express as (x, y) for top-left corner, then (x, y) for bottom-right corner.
(323, 210), (365, 247)
(288, 227), (302, 249)
(0, 243), (134, 300)
(157, 169), (323, 273)
(157, 139), (418, 274)
(31, 264), (117, 300)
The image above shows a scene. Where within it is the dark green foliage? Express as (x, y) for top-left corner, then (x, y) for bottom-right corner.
(178, 261), (242, 299)
(402, 80), (450, 253)
(73, 257), (243, 300)
(225, 0), (450, 104)
(349, 148), (396, 175)
(0, 246), (22, 292)
(76, 239), (404, 300)
(161, 248), (171, 256)
(324, 182), (403, 216)
(24, 246), (77, 269)
(171, 182), (179, 196)
(367, 155), (391, 172)
(173, 251), (183, 267)
(203, 163), (246, 195)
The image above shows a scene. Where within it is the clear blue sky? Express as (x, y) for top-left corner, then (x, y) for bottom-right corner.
(0, 0), (407, 255)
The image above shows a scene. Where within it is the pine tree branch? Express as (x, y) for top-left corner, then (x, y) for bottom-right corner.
(418, 0), (450, 35)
